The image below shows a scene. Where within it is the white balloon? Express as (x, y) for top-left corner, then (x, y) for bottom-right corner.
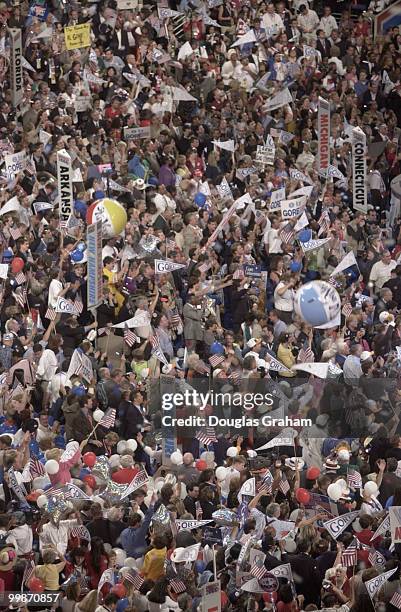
(45, 459), (59, 475)
(125, 557), (137, 568)
(336, 479), (347, 489)
(93, 409), (105, 423)
(215, 466), (228, 481)
(226, 447), (238, 458)
(327, 483), (342, 502)
(117, 441), (128, 455)
(126, 439), (137, 452)
(364, 481), (378, 496)
(337, 449), (350, 461)
(36, 494), (48, 508)
(170, 451), (183, 465)
(113, 548), (127, 567)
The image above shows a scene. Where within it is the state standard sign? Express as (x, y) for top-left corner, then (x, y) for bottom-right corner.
(352, 127), (367, 213)
(9, 29), (23, 108)
(87, 220), (103, 309)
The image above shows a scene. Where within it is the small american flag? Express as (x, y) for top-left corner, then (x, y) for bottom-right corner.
(45, 307), (57, 321)
(150, 332), (169, 366)
(70, 524), (91, 541)
(209, 354), (225, 368)
(280, 224), (295, 244)
(12, 290), (26, 309)
(124, 324), (138, 347)
(328, 276), (341, 288)
(318, 210), (331, 237)
(22, 559), (35, 586)
(30, 455), (45, 478)
(278, 475), (290, 496)
(198, 263), (210, 273)
(166, 238), (177, 250)
(390, 590), (401, 609)
(347, 469), (362, 490)
(298, 343), (314, 363)
(228, 370), (241, 383)
(342, 302), (353, 317)
(196, 426), (218, 446)
(9, 226), (22, 240)
(74, 298), (83, 314)
(251, 560), (268, 580)
(341, 540), (358, 567)
(124, 570), (144, 590)
(15, 272), (26, 285)
(170, 579), (186, 593)
(233, 268), (245, 280)
(258, 470), (273, 494)
(99, 408), (116, 429)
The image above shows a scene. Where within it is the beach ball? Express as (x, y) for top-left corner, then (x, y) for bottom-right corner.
(86, 198), (127, 238)
(294, 280), (341, 327)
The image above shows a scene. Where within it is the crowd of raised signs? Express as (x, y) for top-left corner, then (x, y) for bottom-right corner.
(3, 0), (401, 610)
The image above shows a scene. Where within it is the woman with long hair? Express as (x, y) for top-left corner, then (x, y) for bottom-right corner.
(84, 537), (108, 589)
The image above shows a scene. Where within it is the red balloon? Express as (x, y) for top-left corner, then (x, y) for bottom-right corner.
(306, 467), (320, 480)
(83, 474), (96, 489)
(11, 257), (24, 274)
(111, 583), (126, 598)
(296, 488), (311, 504)
(196, 460), (207, 471)
(28, 577), (45, 593)
(83, 452), (97, 468)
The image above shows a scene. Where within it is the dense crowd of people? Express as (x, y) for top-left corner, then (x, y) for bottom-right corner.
(2, 0), (401, 610)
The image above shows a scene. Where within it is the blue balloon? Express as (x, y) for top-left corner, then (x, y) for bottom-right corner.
(195, 561), (206, 573)
(71, 385), (85, 396)
(79, 468), (90, 479)
(210, 341), (225, 355)
(71, 249), (84, 262)
(298, 229), (312, 243)
(194, 192), (207, 207)
(77, 242), (86, 252)
(290, 261), (302, 273)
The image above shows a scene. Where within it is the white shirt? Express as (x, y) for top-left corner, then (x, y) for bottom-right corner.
(265, 228), (282, 253)
(369, 260), (397, 289)
(220, 466), (240, 498)
(40, 519), (78, 555)
(274, 283), (295, 312)
(134, 308), (151, 339)
(221, 60), (243, 86)
(48, 278), (63, 308)
(9, 523), (33, 555)
(319, 15), (337, 37)
(262, 12), (284, 34)
(37, 349), (58, 381)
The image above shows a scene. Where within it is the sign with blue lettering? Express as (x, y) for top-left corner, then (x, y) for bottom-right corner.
(243, 264), (262, 279)
(87, 220), (103, 309)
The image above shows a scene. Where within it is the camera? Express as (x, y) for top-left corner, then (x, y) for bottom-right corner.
(322, 580), (332, 590)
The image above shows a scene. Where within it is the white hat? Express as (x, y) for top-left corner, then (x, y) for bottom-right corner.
(285, 457), (305, 471)
(360, 351), (373, 362)
(247, 338), (261, 349)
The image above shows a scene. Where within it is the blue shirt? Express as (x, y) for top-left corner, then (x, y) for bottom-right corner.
(120, 504), (155, 558)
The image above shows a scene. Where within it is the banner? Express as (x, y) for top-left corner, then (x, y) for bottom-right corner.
(238, 477), (256, 501)
(300, 237), (331, 253)
(5, 151), (26, 179)
(172, 543), (201, 562)
(270, 563), (293, 582)
(124, 126), (151, 140)
(231, 29), (256, 47)
(352, 127), (367, 213)
(154, 259), (187, 274)
(57, 150), (73, 229)
(201, 581), (221, 612)
(64, 23), (91, 50)
(365, 568), (397, 601)
(329, 251), (358, 277)
(212, 139), (235, 152)
(206, 193), (252, 247)
(266, 355), (292, 373)
(67, 349), (93, 384)
(87, 221), (103, 310)
(120, 469), (149, 500)
(390, 507), (401, 543)
(269, 187), (285, 212)
(280, 196), (307, 220)
(9, 29), (23, 108)
(370, 514), (390, 541)
(317, 97), (330, 174)
(112, 312), (151, 329)
(289, 168), (313, 185)
(323, 511), (360, 540)
(263, 88), (292, 112)
(55, 297), (79, 315)
(8, 467), (29, 507)
(175, 519), (213, 531)
(255, 432), (295, 451)
(256, 141), (275, 166)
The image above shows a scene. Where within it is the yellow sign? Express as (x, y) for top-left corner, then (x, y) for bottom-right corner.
(64, 23), (91, 50)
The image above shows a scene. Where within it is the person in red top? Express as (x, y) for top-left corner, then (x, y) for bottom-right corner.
(112, 455), (139, 484)
(84, 537), (108, 589)
(105, 98), (122, 126)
